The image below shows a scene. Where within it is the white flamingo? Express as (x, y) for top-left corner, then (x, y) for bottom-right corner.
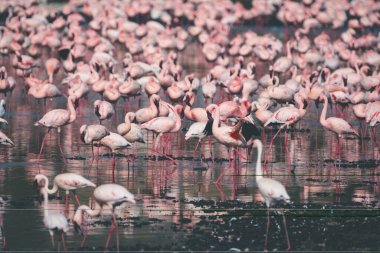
(73, 184), (135, 252)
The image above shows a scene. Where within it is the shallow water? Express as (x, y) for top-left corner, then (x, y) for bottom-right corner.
(1, 40), (380, 252)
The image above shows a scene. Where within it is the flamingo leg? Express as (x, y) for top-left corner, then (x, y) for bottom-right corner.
(49, 230), (55, 247)
(114, 211), (119, 253)
(57, 128), (66, 164)
(264, 208), (270, 251)
(73, 191), (81, 206)
(112, 152), (116, 183)
(282, 210), (291, 251)
(264, 126), (283, 167)
(193, 139), (202, 161)
(61, 231), (67, 252)
(104, 212), (116, 252)
(38, 128), (51, 163)
(154, 133), (176, 165)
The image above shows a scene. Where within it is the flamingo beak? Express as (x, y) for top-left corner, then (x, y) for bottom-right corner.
(74, 99), (79, 110)
(207, 111), (213, 120)
(73, 221), (84, 235)
(128, 198), (136, 204)
(180, 109), (185, 119)
(184, 95), (190, 106)
(80, 132), (85, 143)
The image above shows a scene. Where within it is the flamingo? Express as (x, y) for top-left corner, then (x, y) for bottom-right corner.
(80, 124), (110, 158)
(252, 139), (291, 251)
(320, 94), (359, 155)
(34, 95), (78, 162)
(45, 58), (60, 83)
(264, 93), (308, 154)
(141, 102), (182, 164)
(183, 91), (208, 122)
(117, 112), (145, 144)
(94, 100), (115, 124)
(135, 94), (160, 124)
(185, 119), (213, 162)
(39, 184), (69, 250)
(73, 184), (135, 252)
(34, 173), (96, 206)
(98, 132), (132, 182)
(206, 104), (260, 182)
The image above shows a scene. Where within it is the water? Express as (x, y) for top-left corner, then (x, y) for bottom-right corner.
(1, 36), (380, 253)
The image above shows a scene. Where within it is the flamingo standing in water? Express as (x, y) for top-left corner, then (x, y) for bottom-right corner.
(320, 94), (359, 155)
(34, 95), (78, 162)
(39, 183), (69, 250)
(80, 124), (110, 158)
(98, 132), (132, 182)
(252, 139), (291, 251)
(141, 102), (183, 164)
(264, 93), (308, 155)
(73, 184), (135, 252)
(34, 173), (96, 207)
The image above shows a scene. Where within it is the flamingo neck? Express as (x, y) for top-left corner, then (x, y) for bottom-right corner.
(67, 98), (77, 123)
(320, 95), (328, 126)
(286, 42), (292, 59)
(212, 107), (220, 133)
(255, 141), (263, 182)
(73, 201), (102, 225)
(42, 189), (48, 211)
(44, 176), (59, 195)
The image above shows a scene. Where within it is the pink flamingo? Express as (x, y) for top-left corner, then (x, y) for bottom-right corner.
(80, 124), (110, 158)
(320, 94), (359, 155)
(135, 94), (160, 124)
(73, 184), (135, 252)
(34, 173), (96, 206)
(34, 95), (78, 162)
(94, 100), (115, 124)
(141, 102), (182, 164)
(183, 91), (208, 122)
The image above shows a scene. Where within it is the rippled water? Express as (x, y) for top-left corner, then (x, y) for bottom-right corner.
(0, 40), (380, 252)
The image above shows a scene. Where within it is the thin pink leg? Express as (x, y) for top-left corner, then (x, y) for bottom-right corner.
(264, 127), (283, 167)
(57, 130), (66, 164)
(282, 211), (291, 251)
(74, 194), (81, 206)
(61, 231), (67, 252)
(104, 216), (115, 252)
(265, 209), (270, 251)
(38, 129), (51, 163)
(112, 152), (116, 183)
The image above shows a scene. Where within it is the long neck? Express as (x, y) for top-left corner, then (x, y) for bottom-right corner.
(212, 107), (220, 133)
(43, 190), (49, 217)
(286, 42), (292, 58)
(45, 177), (59, 194)
(67, 98), (77, 123)
(255, 141), (263, 182)
(320, 95), (328, 125)
(73, 201), (102, 225)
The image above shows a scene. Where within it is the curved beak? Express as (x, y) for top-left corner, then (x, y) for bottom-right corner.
(180, 109), (185, 119)
(74, 221), (84, 235)
(80, 132), (85, 144)
(207, 111), (213, 121)
(184, 95), (190, 106)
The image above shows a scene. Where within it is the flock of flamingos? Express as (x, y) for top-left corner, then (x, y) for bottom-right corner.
(0, 0), (380, 251)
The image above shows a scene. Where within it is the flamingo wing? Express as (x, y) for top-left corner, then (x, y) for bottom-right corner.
(35, 109), (69, 127)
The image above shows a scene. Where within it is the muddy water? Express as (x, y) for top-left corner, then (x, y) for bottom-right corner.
(0, 41), (379, 252)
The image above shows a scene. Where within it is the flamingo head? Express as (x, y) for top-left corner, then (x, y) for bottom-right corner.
(79, 124), (88, 144)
